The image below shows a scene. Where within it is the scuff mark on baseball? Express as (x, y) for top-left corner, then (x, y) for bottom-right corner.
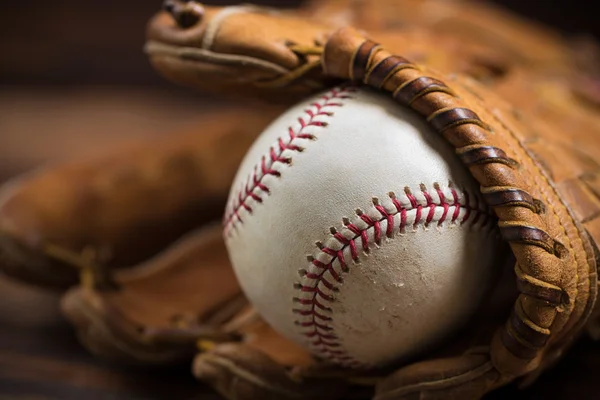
(224, 85), (509, 368)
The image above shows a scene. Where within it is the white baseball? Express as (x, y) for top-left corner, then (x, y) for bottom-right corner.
(224, 86), (502, 368)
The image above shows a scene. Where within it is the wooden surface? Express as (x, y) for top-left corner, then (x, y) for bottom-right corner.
(0, 89), (599, 399)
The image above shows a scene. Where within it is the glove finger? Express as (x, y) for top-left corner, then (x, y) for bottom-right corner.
(193, 342), (350, 400)
(145, 4), (506, 102)
(145, 5), (338, 104)
(61, 223), (246, 365)
(374, 352), (505, 400)
(146, 2), (597, 103)
(0, 107), (275, 289)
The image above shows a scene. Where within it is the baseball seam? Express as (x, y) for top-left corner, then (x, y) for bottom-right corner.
(223, 86), (357, 234)
(292, 185), (495, 367)
(222, 86), (496, 368)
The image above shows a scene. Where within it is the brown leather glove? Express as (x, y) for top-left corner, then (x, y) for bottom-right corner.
(143, 1), (600, 399)
(1, 1), (598, 399)
(146, 0), (599, 102)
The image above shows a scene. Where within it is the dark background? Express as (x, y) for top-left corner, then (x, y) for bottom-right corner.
(0, 1), (599, 399)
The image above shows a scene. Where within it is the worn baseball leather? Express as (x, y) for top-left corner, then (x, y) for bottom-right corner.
(223, 85), (508, 368)
(0, 107), (276, 288)
(144, 2), (600, 399)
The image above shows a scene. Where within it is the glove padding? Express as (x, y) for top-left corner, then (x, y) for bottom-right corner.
(60, 223), (244, 365)
(0, 107), (277, 288)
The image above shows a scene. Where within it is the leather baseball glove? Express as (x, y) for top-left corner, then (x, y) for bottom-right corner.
(2, 1), (599, 399)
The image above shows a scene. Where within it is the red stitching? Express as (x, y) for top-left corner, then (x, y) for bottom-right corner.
(292, 185), (494, 367)
(223, 86), (494, 367)
(223, 87), (356, 234)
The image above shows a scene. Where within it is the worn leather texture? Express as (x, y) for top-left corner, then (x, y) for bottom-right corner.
(146, 1), (600, 398)
(0, 0), (598, 399)
(324, 26), (599, 398)
(0, 107), (276, 288)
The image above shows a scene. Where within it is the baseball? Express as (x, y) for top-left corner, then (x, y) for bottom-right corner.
(223, 86), (503, 368)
